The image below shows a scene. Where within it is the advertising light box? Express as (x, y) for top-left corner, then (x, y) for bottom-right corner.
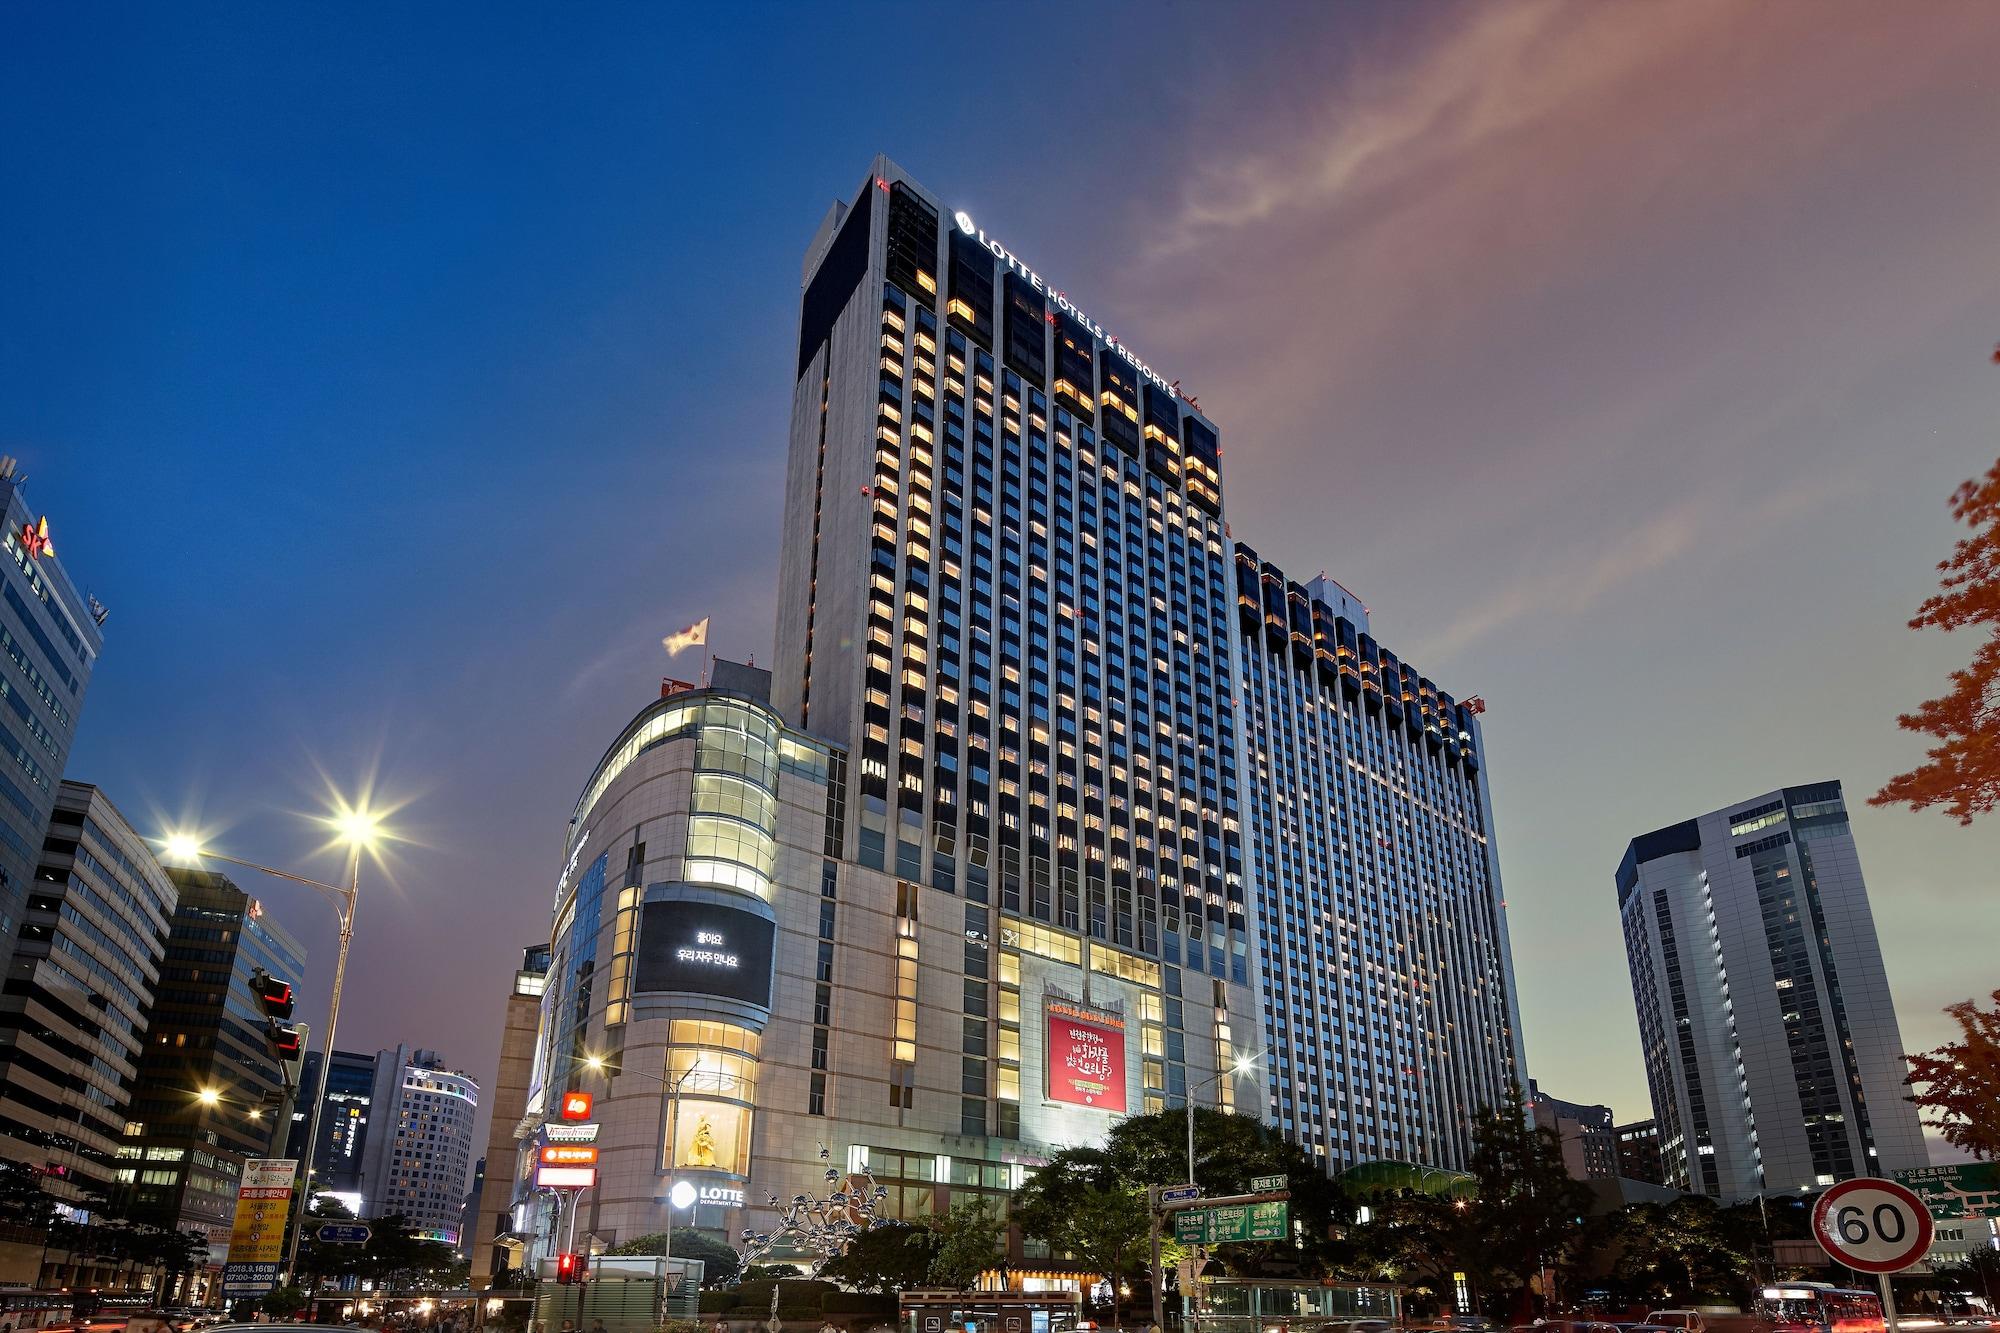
(634, 900), (775, 1008)
(1045, 998), (1128, 1111)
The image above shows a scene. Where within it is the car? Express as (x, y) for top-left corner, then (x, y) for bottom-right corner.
(1645, 1313), (1706, 1333)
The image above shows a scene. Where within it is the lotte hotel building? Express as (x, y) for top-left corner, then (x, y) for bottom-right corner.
(504, 157), (1524, 1266)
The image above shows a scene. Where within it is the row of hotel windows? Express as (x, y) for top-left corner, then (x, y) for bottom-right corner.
(858, 286), (1243, 968)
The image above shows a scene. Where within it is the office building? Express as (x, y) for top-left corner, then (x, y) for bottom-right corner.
(1234, 551), (1522, 1168)
(1614, 1119), (1664, 1185)
(472, 944), (546, 1285)
(289, 1048), (377, 1210)
(0, 782), (174, 1203)
(0, 468), (105, 942)
(1617, 780), (1928, 1198)
(120, 867), (306, 1259)
(1527, 1081), (1617, 1181)
(357, 1044), (478, 1244)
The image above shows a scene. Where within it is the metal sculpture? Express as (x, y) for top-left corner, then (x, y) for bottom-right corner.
(738, 1145), (890, 1275)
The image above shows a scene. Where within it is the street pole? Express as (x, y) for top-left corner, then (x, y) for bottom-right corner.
(1147, 1187), (1164, 1333)
(663, 1073), (679, 1268)
(1879, 1273), (1900, 1333)
(283, 842), (360, 1283)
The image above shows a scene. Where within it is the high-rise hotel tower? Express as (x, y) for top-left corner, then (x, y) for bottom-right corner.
(504, 158), (1521, 1270)
(771, 156), (1519, 1172)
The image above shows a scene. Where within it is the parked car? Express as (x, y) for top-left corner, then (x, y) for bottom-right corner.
(1646, 1313), (1707, 1333)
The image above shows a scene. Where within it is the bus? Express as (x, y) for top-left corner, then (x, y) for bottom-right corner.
(1756, 1285), (1885, 1333)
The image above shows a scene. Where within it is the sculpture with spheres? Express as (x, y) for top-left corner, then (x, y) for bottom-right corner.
(738, 1145), (890, 1275)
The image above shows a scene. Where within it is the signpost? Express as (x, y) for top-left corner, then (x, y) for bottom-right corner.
(1811, 1177), (1934, 1333)
(1172, 1200), (1288, 1244)
(315, 1223), (371, 1245)
(1160, 1184), (1202, 1205)
(1250, 1174), (1286, 1193)
(1895, 1163), (2000, 1220)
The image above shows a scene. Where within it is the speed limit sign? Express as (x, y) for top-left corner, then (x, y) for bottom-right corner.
(1811, 1177), (1935, 1273)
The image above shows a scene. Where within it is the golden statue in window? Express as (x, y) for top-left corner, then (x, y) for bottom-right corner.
(687, 1114), (717, 1168)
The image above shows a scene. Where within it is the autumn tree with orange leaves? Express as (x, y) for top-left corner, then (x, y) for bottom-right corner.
(1904, 990), (2000, 1162)
(1874, 350), (2000, 823)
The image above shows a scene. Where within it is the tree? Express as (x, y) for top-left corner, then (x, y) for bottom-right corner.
(1874, 437), (2000, 823)
(928, 1199), (1004, 1291)
(0, 1159), (57, 1231)
(1939, 1245), (2000, 1309)
(1905, 990), (2000, 1161)
(1340, 1092), (1591, 1319)
(818, 1221), (937, 1294)
(261, 1285), (309, 1319)
(1013, 1148), (1153, 1323)
(1094, 1107), (1355, 1276)
(606, 1229), (742, 1286)
(1611, 1197), (1757, 1303)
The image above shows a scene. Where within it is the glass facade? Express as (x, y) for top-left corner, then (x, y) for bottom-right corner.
(1233, 546), (1521, 1171)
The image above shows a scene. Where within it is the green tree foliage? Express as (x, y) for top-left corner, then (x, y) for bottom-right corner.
(1610, 1196), (1758, 1303)
(1013, 1148), (1153, 1322)
(298, 1211), (460, 1291)
(605, 1229), (743, 1286)
(1341, 1092), (1592, 1317)
(1097, 1107), (1354, 1276)
(0, 1159), (58, 1231)
(927, 1200), (1004, 1291)
(818, 1221), (937, 1294)
(261, 1286), (309, 1319)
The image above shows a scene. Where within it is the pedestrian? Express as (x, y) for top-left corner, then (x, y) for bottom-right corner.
(591, 1321), (607, 1333)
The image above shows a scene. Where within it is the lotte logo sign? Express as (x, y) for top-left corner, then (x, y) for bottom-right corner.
(1811, 1177), (1934, 1274)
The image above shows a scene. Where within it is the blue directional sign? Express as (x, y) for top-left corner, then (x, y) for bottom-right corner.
(316, 1223), (372, 1244)
(1160, 1184), (1202, 1204)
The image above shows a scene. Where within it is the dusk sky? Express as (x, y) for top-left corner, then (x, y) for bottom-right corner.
(7, 3), (1999, 1163)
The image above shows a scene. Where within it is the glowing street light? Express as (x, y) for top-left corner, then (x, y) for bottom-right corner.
(197, 1087), (222, 1107)
(157, 796), (391, 1284)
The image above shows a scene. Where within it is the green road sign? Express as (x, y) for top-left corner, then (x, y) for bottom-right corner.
(1250, 1174), (1286, 1193)
(1173, 1201), (1289, 1244)
(1895, 1163), (2000, 1219)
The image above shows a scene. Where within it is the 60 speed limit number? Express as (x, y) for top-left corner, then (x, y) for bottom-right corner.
(1810, 1177), (1934, 1274)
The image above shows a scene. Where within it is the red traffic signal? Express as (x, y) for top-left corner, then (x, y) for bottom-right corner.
(249, 968), (295, 1020)
(269, 1023), (305, 1059)
(555, 1252), (583, 1285)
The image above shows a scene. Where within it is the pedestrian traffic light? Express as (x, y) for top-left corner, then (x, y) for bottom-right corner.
(269, 1023), (305, 1058)
(249, 967), (295, 1020)
(555, 1252), (582, 1285)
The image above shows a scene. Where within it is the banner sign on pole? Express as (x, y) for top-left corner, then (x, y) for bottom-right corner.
(221, 1158), (296, 1295)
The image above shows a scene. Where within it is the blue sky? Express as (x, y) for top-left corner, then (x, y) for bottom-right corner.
(7, 2), (1999, 1161)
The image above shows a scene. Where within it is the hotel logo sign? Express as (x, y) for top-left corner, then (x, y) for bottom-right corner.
(952, 210), (1175, 398)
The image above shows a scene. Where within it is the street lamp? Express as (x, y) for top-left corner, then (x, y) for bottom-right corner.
(574, 1053), (711, 1265)
(1185, 1048), (1265, 1186)
(161, 802), (384, 1282)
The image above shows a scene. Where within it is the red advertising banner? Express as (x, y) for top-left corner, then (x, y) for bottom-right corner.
(1045, 1000), (1128, 1111)
(560, 1090), (593, 1120)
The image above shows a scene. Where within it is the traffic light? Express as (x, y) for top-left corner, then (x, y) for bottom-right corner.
(249, 967), (304, 1060)
(248, 968), (295, 1019)
(555, 1252), (582, 1285)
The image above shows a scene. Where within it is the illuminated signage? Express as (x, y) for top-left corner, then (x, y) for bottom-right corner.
(635, 901), (775, 1008)
(559, 1091), (593, 1121)
(18, 516), (53, 560)
(670, 1179), (745, 1207)
(535, 1165), (597, 1190)
(952, 209), (1175, 397)
(1045, 999), (1128, 1111)
(543, 1122), (600, 1144)
(541, 1144), (598, 1166)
